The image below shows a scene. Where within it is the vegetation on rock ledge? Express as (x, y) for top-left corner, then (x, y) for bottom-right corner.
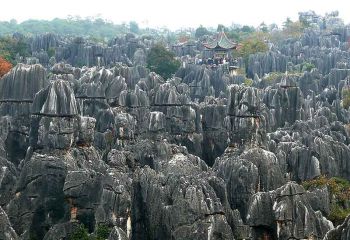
(303, 176), (350, 225)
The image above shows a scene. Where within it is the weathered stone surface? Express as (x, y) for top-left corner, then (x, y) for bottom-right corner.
(108, 226), (129, 240)
(76, 116), (96, 145)
(247, 182), (334, 240)
(32, 79), (78, 117)
(0, 206), (19, 240)
(7, 152), (69, 239)
(0, 64), (48, 117)
(0, 156), (17, 206)
(43, 222), (81, 240)
(131, 141), (234, 240)
(323, 215), (350, 240)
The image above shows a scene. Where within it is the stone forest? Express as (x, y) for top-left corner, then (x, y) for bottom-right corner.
(0, 10), (350, 240)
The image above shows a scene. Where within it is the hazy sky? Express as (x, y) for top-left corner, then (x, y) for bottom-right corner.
(1, 0), (349, 30)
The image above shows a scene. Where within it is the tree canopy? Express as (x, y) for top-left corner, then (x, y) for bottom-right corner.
(0, 36), (30, 64)
(195, 25), (210, 39)
(0, 17), (137, 39)
(234, 32), (269, 61)
(147, 44), (180, 79)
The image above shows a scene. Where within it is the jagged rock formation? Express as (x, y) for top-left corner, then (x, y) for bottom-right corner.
(0, 206), (19, 240)
(323, 215), (350, 240)
(1, 20), (350, 240)
(247, 182), (333, 239)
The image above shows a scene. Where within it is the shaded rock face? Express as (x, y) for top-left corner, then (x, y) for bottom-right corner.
(247, 182), (333, 240)
(323, 215), (350, 240)
(0, 156), (17, 206)
(43, 222), (81, 240)
(7, 152), (69, 239)
(30, 80), (78, 150)
(0, 64), (47, 105)
(31, 33), (59, 53)
(0, 64), (48, 166)
(262, 79), (304, 130)
(201, 103), (228, 166)
(0, 206), (19, 240)
(51, 34), (150, 68)
(175, 64), (236, 100)
(32, 79), (78, 117)
(63, 169), (130, 232)
(226, 85), (266, 148)
(214, 147), (285, 221)
(76, 116), (96, 145)
(131, 142), (234, 240)
(247, 52), (288, 78)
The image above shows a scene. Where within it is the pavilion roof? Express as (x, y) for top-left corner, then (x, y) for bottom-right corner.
(204, 31), (237, 50)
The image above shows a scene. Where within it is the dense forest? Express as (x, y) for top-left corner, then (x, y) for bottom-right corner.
(0, 17), (141, 38)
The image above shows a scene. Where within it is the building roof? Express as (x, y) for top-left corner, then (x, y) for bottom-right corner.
(204, 31), (237, 50)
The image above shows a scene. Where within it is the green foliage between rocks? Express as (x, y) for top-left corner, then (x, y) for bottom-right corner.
(301, 62), (316, 72)
(69, 224), (90, 240)
(0, 36), (30, 64)
(233, 32), (269, 66)
(147, 44), (180, 79)
(342, 88), (350, 109)
(94, 224), (112, 240)
(69, 223), (112, 240)
(303, 176), (350, 225)
(244, 78), (253, 86)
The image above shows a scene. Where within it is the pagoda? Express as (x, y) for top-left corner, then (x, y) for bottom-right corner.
(203, 30), (237, 59)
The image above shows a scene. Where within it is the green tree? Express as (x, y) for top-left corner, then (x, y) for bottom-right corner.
(217, 24), (227, 32)
(301, 62), (316, 72)
(303, 176), (350, 225)
(47, 47), (56, 58)
(69, 224), (89, 240)
(0, 36), (30, 64)
(342, 88), (350, 109)
(95, 224), (111, 240)
(259, 22), (268, 33)
(283, 17), (293, 29)
(234, 32), (269, 63)
(129, 21), (139, 34)
(147, 44), (181, 79)
(241, 25), (255, 33)
(195, 25), (210, 38)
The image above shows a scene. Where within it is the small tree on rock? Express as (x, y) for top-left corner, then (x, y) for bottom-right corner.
(147, 44), (180, 79)
(0, 57), (12, 78)
(195, 25), (210, 38)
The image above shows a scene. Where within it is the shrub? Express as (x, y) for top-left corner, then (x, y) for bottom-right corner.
(147, 44), (180, 79)
(301, 62), (316, 72)
(342, 88), (350, 109)
(69, 224), (89, 240)
(195, 25), (210, 39)
(302, 176), (350, 225)
(0, 56), (12, 78)
(95, 224), (111, 240)
(244, 78), (253, 86)
(234, 33), (268, 61)
(264, 72), (284, 82)
(47, 47), (56, 58)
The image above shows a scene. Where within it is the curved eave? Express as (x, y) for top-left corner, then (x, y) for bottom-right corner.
(203, 31), (237, 50)
(204, 44), (237, 50)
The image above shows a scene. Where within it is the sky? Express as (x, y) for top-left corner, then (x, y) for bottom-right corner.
(1, 0), (349, 30)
